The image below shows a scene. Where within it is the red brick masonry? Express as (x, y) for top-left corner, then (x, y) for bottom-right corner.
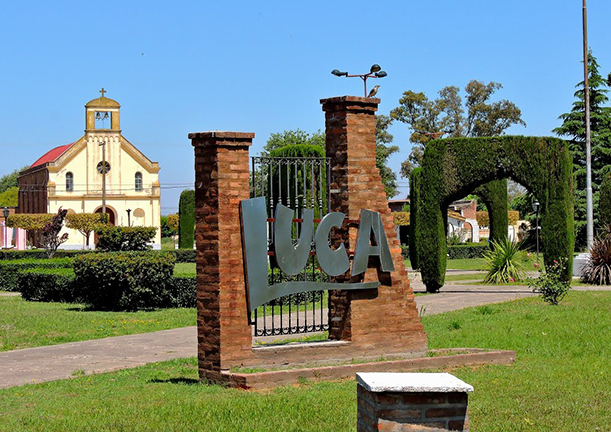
(356, 372), (473, 432)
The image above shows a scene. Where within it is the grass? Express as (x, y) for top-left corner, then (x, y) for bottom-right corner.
(1, 292), (611, 430)
(407, 250), (542, 272)
(161, 236), (177, 250)
(0, 296), (195, 352)
(173, 262), (196, 277)
(444, 273), (486, 282)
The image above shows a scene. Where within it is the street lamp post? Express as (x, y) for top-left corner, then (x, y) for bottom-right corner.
(2, 207), (9, 249)
(331, 64), (387, 97)
(583, 0), (594, 249)
(126, 209), (131, 227)
(532, 200), (540, 259)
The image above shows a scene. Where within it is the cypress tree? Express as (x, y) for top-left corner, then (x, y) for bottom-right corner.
(178, 189), (195, 249)
(600, 174), (611, 228)
(554, 53), (611, 249)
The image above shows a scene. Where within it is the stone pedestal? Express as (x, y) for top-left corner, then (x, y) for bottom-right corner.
(357, 372), (473, 432)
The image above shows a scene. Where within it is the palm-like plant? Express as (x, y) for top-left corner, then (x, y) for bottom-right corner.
(483, 239), (525, 284)
(581, 226), (611, 285)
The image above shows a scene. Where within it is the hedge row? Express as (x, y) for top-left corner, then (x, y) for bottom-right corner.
(0, 259), (73, 291)
(0, 248), (196, 263)
(19, 263), (196, 309)
(447, 244), (490, 259)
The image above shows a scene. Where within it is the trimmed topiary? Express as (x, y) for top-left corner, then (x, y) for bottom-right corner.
(414, 136), (574, 292)
(178, 189), (195, 249)
(600, 174), (611, 228)
(474, 179), (508, 245)
(408, 168), (422, 270)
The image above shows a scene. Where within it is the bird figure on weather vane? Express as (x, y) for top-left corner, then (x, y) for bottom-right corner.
(331, 64), (387, 97)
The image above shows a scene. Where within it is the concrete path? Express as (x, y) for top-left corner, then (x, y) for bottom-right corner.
(1, 279), (610, 389)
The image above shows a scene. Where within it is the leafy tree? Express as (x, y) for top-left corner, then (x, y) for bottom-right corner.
(375, 115), (400, 198)
(0, 187), (18, 207)
(160, 214), (179, 238)
(263, 123), (400, 198)
(391, 80), (526, 179)
(553, 53), (611, 249)
(65, 213), (109, 247)
(41, 208), (69, 258)
(261, 129), (325, 157)
(0, 166), (28, 194)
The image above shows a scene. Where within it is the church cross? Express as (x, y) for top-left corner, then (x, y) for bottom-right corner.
(99, 88), (106, 98)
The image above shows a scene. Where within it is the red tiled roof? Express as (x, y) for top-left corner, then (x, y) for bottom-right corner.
(30, 143), (75, 168)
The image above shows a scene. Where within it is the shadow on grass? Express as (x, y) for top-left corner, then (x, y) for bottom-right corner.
(149, 378), (201, 385)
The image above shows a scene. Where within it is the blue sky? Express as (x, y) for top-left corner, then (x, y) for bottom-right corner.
(1, 1), (609, 213)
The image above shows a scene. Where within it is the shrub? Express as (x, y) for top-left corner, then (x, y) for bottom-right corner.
(447, 244), (489, 259)
(392, 212), (410, 226)
(483, 239), (525, 284)
(19, 268), (78, 303)
(400, 244), (409, 259)
(530, 258), (571, 305)
(178, 190), (195, 249)
(0, 259), (73, 291)
(0, 250), (92, 261)
(6, 213), (53, 230)
(73, 252), (176, 310)
(169, 249), (196, 263)
(95, 226), (157, 251)
(580, 227), (611, 285)
(167, 276), (196, 308)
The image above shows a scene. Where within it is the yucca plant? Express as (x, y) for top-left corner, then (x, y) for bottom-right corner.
(483, 238), (525, 284)
(581, 226), (611, 285)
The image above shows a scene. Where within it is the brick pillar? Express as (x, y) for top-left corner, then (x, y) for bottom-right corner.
(357, 372), (473, 431)
(321, 96), (426, 353)
(190, 131), (254, 381)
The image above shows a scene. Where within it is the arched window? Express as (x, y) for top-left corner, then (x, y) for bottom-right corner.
(135, 172), (143, 192)
(66, 172), (74, 192)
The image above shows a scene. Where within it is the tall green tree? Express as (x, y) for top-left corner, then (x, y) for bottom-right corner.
(553, 53), (611, 248)
(391, 80), (526, 179)
(261, 129), (325, 156)
(375, 115), (400, 198)
(262, 125), (400, 198)
(0, 166), (28, 194)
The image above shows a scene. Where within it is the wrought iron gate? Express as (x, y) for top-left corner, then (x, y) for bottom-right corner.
(250, 156), (331, 336)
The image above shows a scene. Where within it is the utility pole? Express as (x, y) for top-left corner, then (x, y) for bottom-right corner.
(583, 0), (594, 249)
(100, 141), (107, 215)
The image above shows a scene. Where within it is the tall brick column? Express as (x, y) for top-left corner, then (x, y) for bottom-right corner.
(321, 96), (427, 354)
(190, 131), (254, 382)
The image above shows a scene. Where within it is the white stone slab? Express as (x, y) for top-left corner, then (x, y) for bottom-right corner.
(356, 372), (473, 393)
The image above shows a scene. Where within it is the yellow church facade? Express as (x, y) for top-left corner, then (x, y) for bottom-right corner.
(18, 90), (161, 249)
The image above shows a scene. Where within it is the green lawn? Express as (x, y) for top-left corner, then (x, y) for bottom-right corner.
(174, 262), (196, 277)
(1, 292), (610, 430)
(0, 296), (195, 352)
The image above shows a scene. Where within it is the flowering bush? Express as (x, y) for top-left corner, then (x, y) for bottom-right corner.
(529, 258), (571, 305)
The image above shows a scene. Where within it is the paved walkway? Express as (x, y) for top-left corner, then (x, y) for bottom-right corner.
(1, 277), (609, 389)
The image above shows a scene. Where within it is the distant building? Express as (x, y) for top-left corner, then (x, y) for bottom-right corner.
(17, 90), (161, 249)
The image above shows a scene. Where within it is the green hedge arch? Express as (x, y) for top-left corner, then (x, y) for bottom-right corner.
(415, 136), (574, 292)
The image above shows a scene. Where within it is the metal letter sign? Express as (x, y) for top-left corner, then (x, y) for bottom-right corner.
(240, 197), (395, 311)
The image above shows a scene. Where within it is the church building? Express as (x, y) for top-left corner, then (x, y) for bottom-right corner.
(17, 90), (161, 249)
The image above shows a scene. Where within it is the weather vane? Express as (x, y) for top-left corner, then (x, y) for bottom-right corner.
(331, 64), (387, 98)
